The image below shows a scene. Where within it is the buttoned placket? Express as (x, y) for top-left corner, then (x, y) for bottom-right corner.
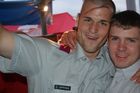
(79, 58), (100, 93)
(109, 70), (124, 89)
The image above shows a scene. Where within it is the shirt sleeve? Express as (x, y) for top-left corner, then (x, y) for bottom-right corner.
(10, 34), (44, 76)
(0, 56), (12, 73)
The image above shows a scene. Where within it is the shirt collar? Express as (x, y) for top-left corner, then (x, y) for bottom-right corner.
(72, 43), (86, 60)
(117, 59), (140, 79)
(96, 46), (107, 59)
(72, 43), (105, 60)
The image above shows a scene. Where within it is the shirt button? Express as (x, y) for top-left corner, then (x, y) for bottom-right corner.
(82, 57), (87, 61)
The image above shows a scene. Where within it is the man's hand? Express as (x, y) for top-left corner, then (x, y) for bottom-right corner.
(131, 68), (140, 83)
(58, 30), (77, 50)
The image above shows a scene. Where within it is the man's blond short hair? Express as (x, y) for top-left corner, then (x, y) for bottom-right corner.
(81, 0), (116, 15)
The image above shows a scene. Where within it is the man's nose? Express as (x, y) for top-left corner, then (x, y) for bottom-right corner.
(89, 22), (98, 34)
(118, 41), (127, 51)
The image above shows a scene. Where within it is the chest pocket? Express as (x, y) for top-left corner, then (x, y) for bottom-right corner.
(52, 82), (78, 93)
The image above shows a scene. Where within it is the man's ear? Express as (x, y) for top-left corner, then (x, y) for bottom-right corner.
(75, 13), (80, 26)
(73, 13), (80, 31)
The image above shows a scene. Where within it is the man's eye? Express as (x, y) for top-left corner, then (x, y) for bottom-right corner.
(99, 21), (109, 26)
(84, 19), (91, 22)
(101, 22), (107, 26)
(128, 39), (136, 43)
(111, 37), (118, 41)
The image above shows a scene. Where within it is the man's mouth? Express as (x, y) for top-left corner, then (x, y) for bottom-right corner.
(116, 54), (127, 60)
(86, 34), (98, 40)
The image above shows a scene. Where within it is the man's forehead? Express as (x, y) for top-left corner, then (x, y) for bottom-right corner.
(82, 6), (111, 15)
(80, 5), (112, 22)
(110, 26), (140, 37)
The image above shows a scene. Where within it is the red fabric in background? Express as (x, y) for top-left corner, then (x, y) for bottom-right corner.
(0, 72), (5, 93)
(47, 12), (75, 34)
(0, 72), (27, 93)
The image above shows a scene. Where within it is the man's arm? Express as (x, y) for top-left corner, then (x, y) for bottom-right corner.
(131, 68), (140, 83)
(0, 26), (15, 59)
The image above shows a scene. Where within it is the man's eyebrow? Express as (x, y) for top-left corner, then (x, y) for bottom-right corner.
(109, 34), (117, 37)
(100, 20), (110, 23)
(83, 16), (110, 23)
(126, 37), (139, 40)
(83, 16), (92, 19)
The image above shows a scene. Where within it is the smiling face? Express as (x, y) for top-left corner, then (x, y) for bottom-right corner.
(77, 2), (113, 59)
(108, 26), (140, 68)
